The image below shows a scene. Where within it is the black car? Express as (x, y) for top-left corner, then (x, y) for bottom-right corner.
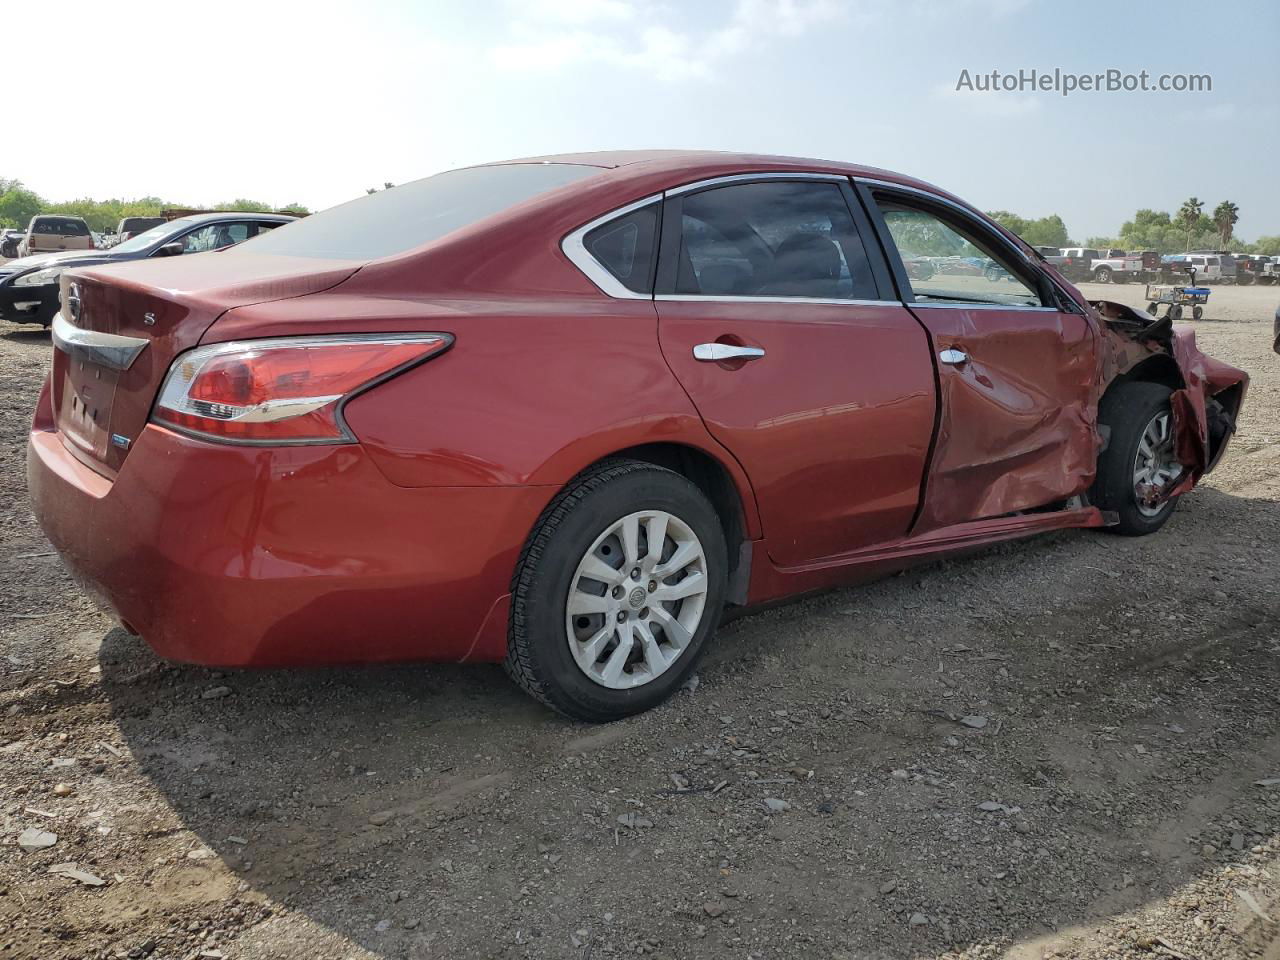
(0, 212), (295, 327)
(116, 216), (166, 241)
(0, 229), (23, 259)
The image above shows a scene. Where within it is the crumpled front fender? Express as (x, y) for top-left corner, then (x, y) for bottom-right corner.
(1092, 300), (1248, 500)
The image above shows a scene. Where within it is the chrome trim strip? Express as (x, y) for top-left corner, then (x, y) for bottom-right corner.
(656, 294), (903, 307)
(51, 313), (149, 371)
(561, 193), (663, 300)
(910, 302), (1059, 312)
(665, 171), (849, 197)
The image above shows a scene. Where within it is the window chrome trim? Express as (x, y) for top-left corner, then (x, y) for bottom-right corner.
(561, 193), (663, 300)
(665, 171), (849, 197)
(52, 312), (149, 371)
(909, 301), (1060, 312)
(655, 294), (902, 307)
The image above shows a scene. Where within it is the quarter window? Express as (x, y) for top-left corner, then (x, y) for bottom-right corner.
(876, 202), (1042, 307)
(583, 203), (659, 294)
(674, 181), (877, 300)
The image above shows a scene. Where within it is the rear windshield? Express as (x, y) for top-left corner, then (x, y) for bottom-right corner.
(121, 217), (165, 232)
(235, 162), (600, 261)
(32, 218), (89, 236)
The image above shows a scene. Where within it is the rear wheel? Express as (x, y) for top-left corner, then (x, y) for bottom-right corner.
(1091, 382), (1184, 536)
(1168, 304), (1183, 321)
(1094, 266), (1112, 283)
(505, 460), (727, 721)
(1192, 305), (1204, 321)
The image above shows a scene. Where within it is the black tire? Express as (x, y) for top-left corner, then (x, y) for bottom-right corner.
(1094, 266), (1112, 283)
(1169, 304), (1183, 321)
(1146, 302), (1158, 316)
(1192, 305), (1204, 321)
(1090, 382), (1181, 536)
(505, 459), (727, 722)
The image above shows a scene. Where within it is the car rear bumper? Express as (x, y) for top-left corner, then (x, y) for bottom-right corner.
(0, 283), (57, 324)
(27, 380), (551, 666)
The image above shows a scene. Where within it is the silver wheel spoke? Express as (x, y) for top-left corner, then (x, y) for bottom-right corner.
(651, 571), (706, 603)
(620, 515), (641, 566)
(634, 621), (670, 673)
(580, 624), (615, 662)
(652, 541), (699, 580)
(577, 553), (623, 586)
(567, 592), (610, 617)
(649, 605), (692, 649)
(644, 513), (668, 567)
(599, 624), (635, 685)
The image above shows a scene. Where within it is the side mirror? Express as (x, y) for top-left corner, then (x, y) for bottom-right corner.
(157, 241), (184, 257)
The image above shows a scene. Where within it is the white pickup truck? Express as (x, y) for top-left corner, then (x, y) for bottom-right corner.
(1082, 249), (1162, 284)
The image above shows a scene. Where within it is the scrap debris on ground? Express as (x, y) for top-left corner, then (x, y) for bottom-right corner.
(0, 281), (1277, 959)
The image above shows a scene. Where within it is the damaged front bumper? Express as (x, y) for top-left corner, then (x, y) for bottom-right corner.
(1092, 299), (1248, 506)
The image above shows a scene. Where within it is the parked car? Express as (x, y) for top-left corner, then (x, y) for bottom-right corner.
(17, 215), (95, 257)
(0, 212), (294, 327)
(1089, 250), (1161, 284)
(1059, 247), (1101, 281)
(0, 229), (23, 258)
(1032, 245), (1071, 273)
(1186, 250), (1238, 283)
(116, 216), (166, 241)
(27, 152), (1248, 721)
(1162, 253), (1228, 284)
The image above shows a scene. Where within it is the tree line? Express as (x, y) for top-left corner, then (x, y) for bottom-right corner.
(988, 199), (1280, 256)
(6, 175), (1278, 257)
(0, 178), (310, 233)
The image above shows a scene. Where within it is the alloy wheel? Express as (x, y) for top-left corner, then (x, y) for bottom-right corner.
(1132, 411), (1183, 517)
(565, 510), (708, 689)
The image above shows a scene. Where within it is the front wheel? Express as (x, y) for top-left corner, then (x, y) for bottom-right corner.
(505, 460), (727, 721)
(1090, 382), (1184, 536)
(1094, 266), (1112, 283)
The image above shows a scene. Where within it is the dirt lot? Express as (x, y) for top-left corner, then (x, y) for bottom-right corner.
(0, 280), (1277, 960)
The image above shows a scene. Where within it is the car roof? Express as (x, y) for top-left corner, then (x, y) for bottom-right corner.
(168, 212), (298, 225)
(485, 149), (958, 200)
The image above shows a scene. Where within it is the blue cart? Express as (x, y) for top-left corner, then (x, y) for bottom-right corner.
(1144, 283), (1209, 321)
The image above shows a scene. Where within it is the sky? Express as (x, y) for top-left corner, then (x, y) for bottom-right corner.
(7, 0), (1278, 242)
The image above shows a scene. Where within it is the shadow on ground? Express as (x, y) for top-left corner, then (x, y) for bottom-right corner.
(98, 486), (1280, 958)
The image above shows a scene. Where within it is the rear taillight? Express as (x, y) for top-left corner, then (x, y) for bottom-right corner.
(152, 334), (452, 443)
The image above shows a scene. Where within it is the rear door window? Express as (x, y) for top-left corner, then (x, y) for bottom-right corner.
(669, 180), (878, 300)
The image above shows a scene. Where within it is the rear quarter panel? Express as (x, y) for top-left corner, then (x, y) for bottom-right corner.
(207, 292), (763, 536)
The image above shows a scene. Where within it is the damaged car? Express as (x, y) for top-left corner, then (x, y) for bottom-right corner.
(27, 152), (1248, 721)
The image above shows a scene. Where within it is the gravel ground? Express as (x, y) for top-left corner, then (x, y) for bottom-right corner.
(0, 280), (1277, 960)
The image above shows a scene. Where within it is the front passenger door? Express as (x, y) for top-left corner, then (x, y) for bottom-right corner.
(863, 186), (1098, 532)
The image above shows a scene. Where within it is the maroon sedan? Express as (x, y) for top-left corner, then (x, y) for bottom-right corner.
(28, 151), (1247, 721)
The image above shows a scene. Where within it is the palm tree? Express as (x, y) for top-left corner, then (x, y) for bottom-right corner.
(1177, 197), (1203, 252)
(1212, 201), (1239, 250)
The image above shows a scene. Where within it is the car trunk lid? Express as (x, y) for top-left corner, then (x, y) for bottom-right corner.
(51, 254), (362, 477)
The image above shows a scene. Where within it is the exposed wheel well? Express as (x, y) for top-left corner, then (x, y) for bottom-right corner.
(1108, 354), (1184, 393)
(585, 443), (751, 605)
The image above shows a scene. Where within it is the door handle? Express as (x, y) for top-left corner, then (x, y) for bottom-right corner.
(693, 343), (765, 362)
(938, 348), (968, 365)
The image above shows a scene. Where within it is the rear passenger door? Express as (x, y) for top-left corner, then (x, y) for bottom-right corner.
(654, 176), (938, 566)
(859, 183), (1098, 532)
